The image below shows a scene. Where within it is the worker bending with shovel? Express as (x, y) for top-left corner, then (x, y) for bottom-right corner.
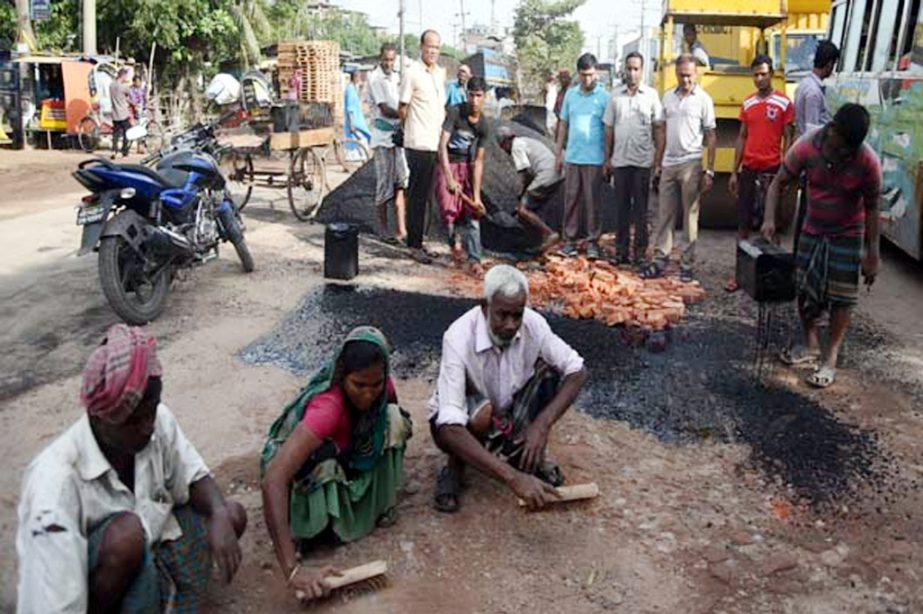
(435, 76), (491, 276)
(429, 265), (588, 512)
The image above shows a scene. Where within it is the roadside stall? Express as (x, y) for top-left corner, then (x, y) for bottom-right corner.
(13, 55), (95, 149)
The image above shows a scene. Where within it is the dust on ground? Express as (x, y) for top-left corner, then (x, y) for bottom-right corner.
(1, 148), (922, 613)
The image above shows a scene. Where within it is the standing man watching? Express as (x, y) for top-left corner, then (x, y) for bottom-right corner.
(726, 55), (794, 291)
(795, 40), (840, 136)
(400, 29), (448, 264)
(446, 64), (472, 107)
(555, 53), (609, 260)
(368, 42), (409, 245)
(603, 51), (664, 266)
(762, 104), (881, 389)
(109, 68), (132, 159)
(646, 54), (716, 282)
(435, 77), (491, 275)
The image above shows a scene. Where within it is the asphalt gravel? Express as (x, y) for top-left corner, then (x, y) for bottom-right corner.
(241, 284), (900, 504)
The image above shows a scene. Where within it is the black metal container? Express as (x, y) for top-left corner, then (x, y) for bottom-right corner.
(324, 223), (359, 280)
(736, 239), (796, 303)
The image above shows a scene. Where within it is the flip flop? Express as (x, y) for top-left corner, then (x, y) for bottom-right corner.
(779, 346), (819, 366)
(807, 365), (837, 388)
(639, 261), (663, 279)
(434, 466), (460, 513)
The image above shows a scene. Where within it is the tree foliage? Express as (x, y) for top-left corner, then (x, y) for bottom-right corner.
(513, 0), (585, 100)
(1, 1), (17, 50)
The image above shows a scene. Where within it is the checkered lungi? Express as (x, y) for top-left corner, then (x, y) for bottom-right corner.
(88, 506), (211, 613)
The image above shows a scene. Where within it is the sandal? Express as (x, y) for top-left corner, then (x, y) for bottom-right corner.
(724, 277), (739, 292)
(639, 261), (663, 279)
(807, 365), (837, 388)
(779, 345), (819, 366)
(434, 465), (461, 513)
(376, 506), (398, 528)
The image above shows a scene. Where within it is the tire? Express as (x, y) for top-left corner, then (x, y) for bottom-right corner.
(98, 235), (171, 324)
(333, 137), (370, 173)
(77, 117), (100, 153)
(288, 148), (326, 221)
(231, 235), (255, 273)
(221, 151), (254, 212)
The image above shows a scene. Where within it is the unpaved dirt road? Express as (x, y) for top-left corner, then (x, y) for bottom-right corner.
(1, 149), (922, 613)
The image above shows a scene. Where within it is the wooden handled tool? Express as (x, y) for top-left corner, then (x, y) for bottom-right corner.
(294, 560), (388, 600)
(457, 191), (487, 219)
(518, 482), (600, 507)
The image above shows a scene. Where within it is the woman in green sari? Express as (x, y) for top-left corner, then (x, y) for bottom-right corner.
(260, 327), (412, 601)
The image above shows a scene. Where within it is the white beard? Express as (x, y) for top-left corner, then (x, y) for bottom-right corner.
(488, 328), (512, 349)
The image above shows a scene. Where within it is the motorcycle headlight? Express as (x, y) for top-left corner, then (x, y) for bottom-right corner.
(120, 187), (137, 199)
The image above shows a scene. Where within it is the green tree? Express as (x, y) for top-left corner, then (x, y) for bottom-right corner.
(513, 0), (585, 100)
(1, 1), (16, 50)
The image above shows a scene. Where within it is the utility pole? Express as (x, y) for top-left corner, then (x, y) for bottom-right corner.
(14, 0), (35, 51)
(639, 0), (646, 64)
(490, 0), (496, 35)
(83, 0), (97, 55)
(399, 0), (405, 73)
(459, 0), (467, 53)
(612, 23), (619, 65)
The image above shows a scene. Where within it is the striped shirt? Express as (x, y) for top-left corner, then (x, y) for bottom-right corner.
(784, 128), (882, 238)
(739, 90), (793, 171)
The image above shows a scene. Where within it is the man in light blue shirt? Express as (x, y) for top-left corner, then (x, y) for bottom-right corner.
(794, 40), (839, 135)
(446, 64), (471, 107)
(554, 53), (609, 259)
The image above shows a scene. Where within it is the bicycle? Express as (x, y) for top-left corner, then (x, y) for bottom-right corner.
(76, 104), (165, 155)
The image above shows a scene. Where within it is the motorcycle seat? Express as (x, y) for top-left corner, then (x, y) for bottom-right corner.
(117, 163), (186, 188)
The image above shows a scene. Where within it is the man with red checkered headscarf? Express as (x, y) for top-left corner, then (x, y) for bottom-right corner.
(16, 324), (247, 613)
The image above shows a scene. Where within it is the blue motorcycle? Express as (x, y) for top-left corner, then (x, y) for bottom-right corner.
(74, 126), (254, 324)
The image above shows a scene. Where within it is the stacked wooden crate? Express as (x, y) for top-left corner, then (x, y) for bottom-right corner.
(277, 40), (343, 125)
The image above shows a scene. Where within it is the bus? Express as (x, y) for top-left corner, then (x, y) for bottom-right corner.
(825, 0), (923, 260)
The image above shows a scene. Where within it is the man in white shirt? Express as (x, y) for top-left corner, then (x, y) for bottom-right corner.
(428, 265), (587, 512)
(646, 54), (717, 282)
(399, 29), (448, 264)
(367, 42), (409, 244)
(603, 51), (665, 265)
(497, 125), (562, 251)
(16, 325), (246, 613)
(683, 24), (711, 69)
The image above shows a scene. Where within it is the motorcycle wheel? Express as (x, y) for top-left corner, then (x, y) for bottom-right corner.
(98, 236), (171, 324)
(221, 209), (255, 273)
(231, 235), (255, 273)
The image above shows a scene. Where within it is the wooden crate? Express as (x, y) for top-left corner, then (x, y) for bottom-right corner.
(277, 41), (341, 105)
(269, 126), (335, 151)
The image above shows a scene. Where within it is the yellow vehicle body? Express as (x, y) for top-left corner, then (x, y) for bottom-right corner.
(769, 0), (829, 98)
(656, 0), (791, 227)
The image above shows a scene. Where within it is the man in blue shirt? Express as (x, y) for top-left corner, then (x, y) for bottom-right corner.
(555, 53), (609, 259)
(446, 64), (471, 107)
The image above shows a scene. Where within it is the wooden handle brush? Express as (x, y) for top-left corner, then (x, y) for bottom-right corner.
(294, 560), (388, 600)
(518, 482), (600, 507)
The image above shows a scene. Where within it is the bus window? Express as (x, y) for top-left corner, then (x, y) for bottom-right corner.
(842, 0), (867, 72)
(830, 0), (849, 54)
(857, 0), (884, 71)
(871, 0), (902, 72)
(894, 0), (922, 69)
